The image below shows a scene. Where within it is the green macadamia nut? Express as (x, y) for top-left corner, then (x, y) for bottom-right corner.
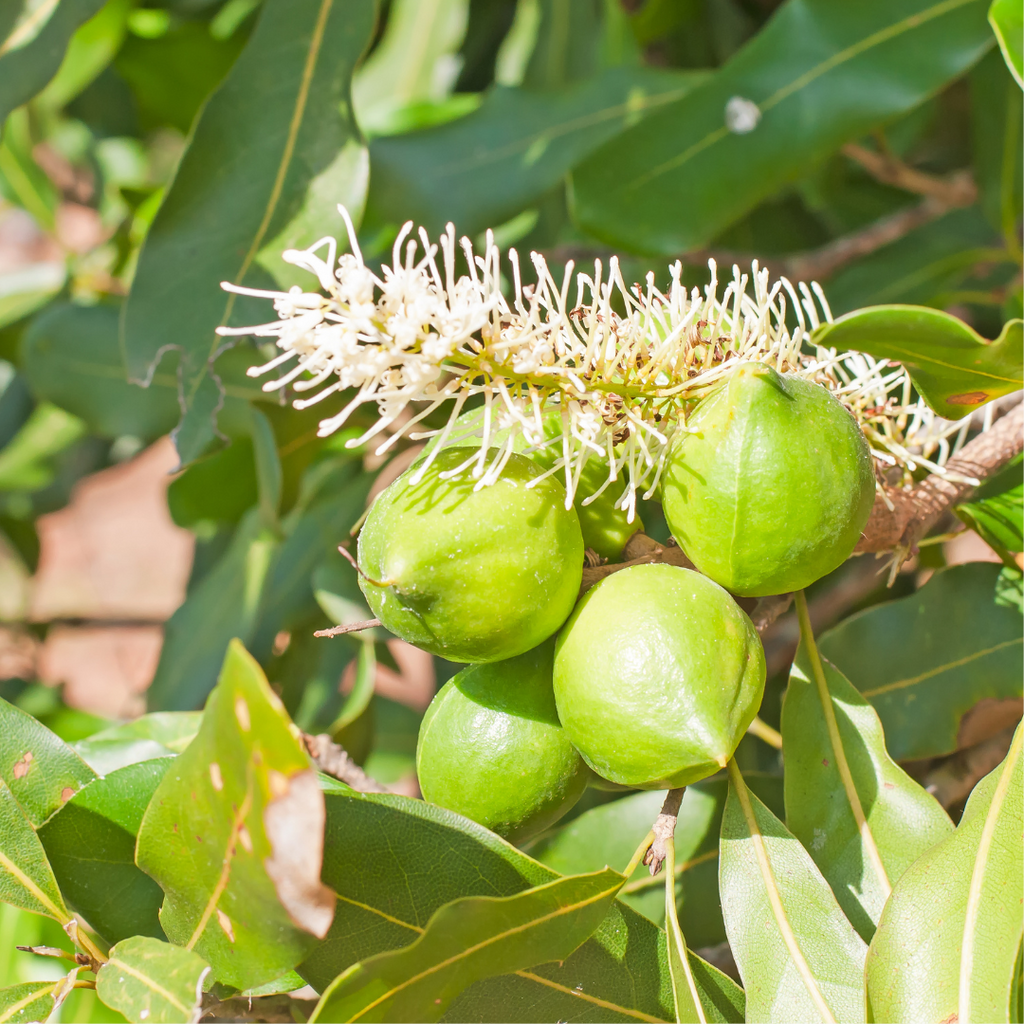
(553, 563), (766, 789)
(417, 643), (588, 843)
(662, 362), (875, 597)
(357, 447), (584, 663)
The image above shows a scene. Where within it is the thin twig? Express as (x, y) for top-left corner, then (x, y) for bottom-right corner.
(302, 733), (391, 794)
(643, 788), (685, 876)
(840, 143), (977, 206)
(313, 619), (381, 638)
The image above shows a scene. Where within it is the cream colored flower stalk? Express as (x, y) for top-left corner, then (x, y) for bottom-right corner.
(218, 206), (978, 520)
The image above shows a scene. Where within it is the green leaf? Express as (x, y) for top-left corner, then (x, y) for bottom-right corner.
(811, 306), (1023, 419)
(303, 785), (742, 1024)
(990, 0), (1023, 86)
(571, 0), (994, 254)
(136, 641), (334, 990)
(121, 0), (376, 463)
(146, 510), (279, 712)
(352, 0), (469, 136)
(0, 264), (66, 332)
(533, 776), (784, 947)
(73, 713), (202, 776)
(0, 696), (96, 827)
(37, 760), (171, 945)
(817, 562), (1023, 761)
(865, 723), (1023, 1023)
(21, 303), (266, 445)
(311, 869), (626, 1023)
(367, 66), (704, 239)
(782, 634), (954, 940)
(0, 980), (62, 1024)
(96, 936), (209, 1024)
(0, 781), (68, 924)
(0, 0), (105, 124)
(167, 440), (259, 529)
(720, 762), (867, 1023)
(0, 403), (84, 493)
(956, 453), (1023, 553)
(333, 639), (376, 734)
(663, 841), (707, 1024)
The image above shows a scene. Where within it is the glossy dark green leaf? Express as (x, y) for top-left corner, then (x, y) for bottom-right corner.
(367, 66), (703, 238)
(311, 869), (626, 1023)
(720, 762), (867, 1023)
(782, 639), (953, 940)
(0, 696), (95, 827)
(73, 713), (202, 776)
(0, 980), (62, 1024)
(137, 641), (334, 990)
(866, 723), (1023, 1023)
(0, 0), (105, 124)
(572, 0), (993, 254)
(990, 0), (1023, 85)
(166, 440), (259, 529)
(533, 776), (783, 946)
(96, 937), (209, 1024)
(817, 562), (1023, 761)
(812, 306), (1023, 419)
(37, 759), (171, 945)
(121, 0), (376, 462)
(21, 303), (266, 445)
(302, 785), (742, 1024)
(147, 510), (279, 711)
(0, 781), (69, 924)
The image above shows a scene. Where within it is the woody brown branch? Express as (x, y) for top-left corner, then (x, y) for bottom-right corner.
(856, 398), (1024, 554)
(303, 733), (391, 794)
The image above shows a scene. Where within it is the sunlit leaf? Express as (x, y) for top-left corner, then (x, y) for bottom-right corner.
(311, 869), (625, 1023)
(136, 641), (334, 989)
(0, 780), (69, 924)
(782, 638), (953, 940)
(989, 0), (1023, 86)
(818, 562), (1023, 761)
(73, 713), (202, 776)
(866, 723), (1023, 1023)
(0, 696), (96, 827)
(812, 306), (1023, 419)
(95, 937), (209, 1024)
(720, 762), (867, 1022)
(0, 980), (62, 1024)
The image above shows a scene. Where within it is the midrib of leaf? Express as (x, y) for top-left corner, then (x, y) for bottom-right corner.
(185, 770), (254, 950)
(665, 838), (707, 1024)
(328, 874), (664, 1021)
(958, 725), (1022, 1019)
(726, 758), (837, 1024)
(349, 876), (623, 1022)
(625, 0), (980, 193)
(0, 847), (67, 923)
(105, 957), (193, 1017)
(795, 592), (892, 901)
(851, 341), (1021, 385)
(57, 357), (259, 401)
(202, 0), (335, 385)
(861, 637), (1023, 696)
(433, 83), (693, 174)
(0, 0), (59, 55)
(0, 982), (58, 1024)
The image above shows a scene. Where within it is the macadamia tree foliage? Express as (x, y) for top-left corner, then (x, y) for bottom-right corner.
(0, 1), (1021, 1023)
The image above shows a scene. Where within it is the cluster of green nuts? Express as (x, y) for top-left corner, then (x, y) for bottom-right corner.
(357, 363), (875, 841)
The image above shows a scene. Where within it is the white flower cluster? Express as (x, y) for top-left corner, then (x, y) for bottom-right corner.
(218, 206), (978, 519)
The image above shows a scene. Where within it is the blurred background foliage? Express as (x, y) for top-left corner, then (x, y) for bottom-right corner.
(0, 8), (1020, 995)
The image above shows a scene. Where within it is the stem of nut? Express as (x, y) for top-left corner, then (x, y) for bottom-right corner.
(303, 733), (391, 794)
(643, 788), (686, 876)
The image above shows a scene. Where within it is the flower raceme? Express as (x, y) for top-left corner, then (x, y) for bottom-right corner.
(218, 206), (980, 520)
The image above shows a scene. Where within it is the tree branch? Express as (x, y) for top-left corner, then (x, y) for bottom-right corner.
(303, 733), (391, 794)
(840, 143), (977, 206)
(856, 399), (1024, 555)
(642, 787), (685, 876)
(313, 619), (381, 638)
